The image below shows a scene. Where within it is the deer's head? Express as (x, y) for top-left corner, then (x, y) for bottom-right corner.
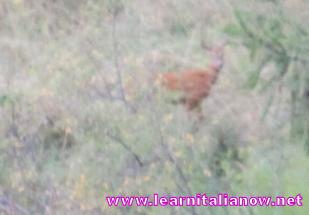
(202, 41), (227, 71)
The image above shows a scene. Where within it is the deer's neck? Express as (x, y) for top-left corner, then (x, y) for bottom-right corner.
(208, 55), (223, 82)
(209, 58), (224, 71)
(207, 65), (222, 84)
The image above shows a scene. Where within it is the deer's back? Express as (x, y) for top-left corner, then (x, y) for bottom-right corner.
(161, 69), (216, 97)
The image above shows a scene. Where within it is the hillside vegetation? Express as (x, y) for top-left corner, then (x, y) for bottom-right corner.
(0, 0), (308, 214)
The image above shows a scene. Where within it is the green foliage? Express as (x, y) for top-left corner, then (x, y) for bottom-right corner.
(0, 95), (10, 106)
(226, 0), (309, 151)
(105, 0), (125, 16)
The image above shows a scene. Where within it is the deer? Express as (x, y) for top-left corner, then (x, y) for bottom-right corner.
(155, 42), (226, 120)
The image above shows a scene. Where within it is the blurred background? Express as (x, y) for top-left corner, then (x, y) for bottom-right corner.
(0, 0), (308, 214)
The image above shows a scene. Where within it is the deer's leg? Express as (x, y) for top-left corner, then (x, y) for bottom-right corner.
(185, 99), (203, 120)
(184, 98), (205, 132)
(189, 108), (204, 133)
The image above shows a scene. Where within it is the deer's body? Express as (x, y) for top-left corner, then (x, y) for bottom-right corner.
(156, 44), (225, 112)
(158, 68), (220, 110)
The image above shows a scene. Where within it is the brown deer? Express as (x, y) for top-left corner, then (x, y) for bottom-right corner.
(156, 42), (226, 119)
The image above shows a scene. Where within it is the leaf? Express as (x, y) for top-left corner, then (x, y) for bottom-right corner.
(223, 24), (243, 37)
(0, 95), (8, 105)
(246, 55), (271, 89)
(261, 92), (275, 121)
(0, 95), (12, 106)
(248, 40), (260, 60)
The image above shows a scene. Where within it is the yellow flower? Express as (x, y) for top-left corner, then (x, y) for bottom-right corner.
(143, 176), (151, 182)
(185, 133), (194, 144)
(203, 168), (212, 177)
(14, 0), (23, 6)
(73, 174), (87, 199)
(175, 150), (182, 158)
(163, 113), (173, 123)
